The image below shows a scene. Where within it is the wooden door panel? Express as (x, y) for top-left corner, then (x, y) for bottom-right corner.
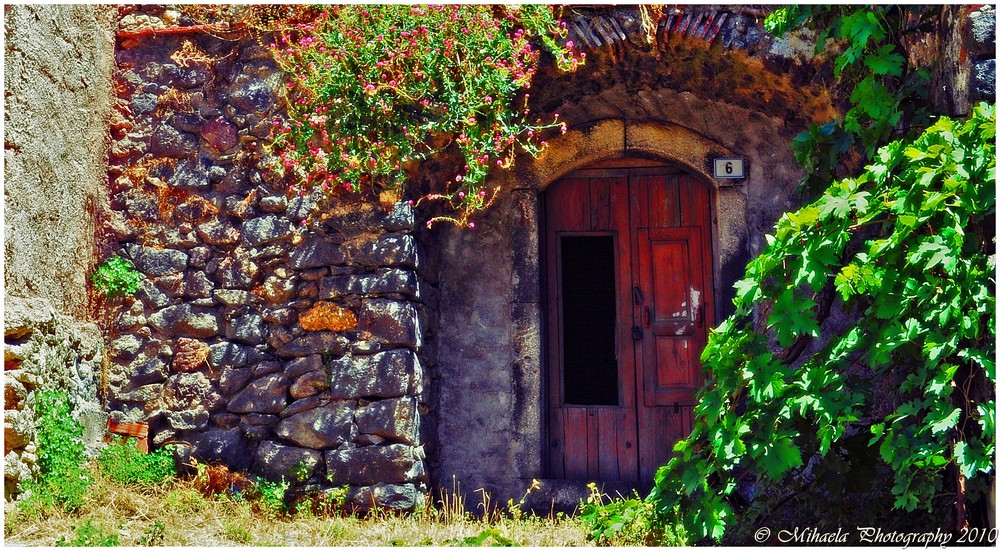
(649, 238), (694, 322)
(547, 173), (637, 481)
(655, 338), (698, 388)
(563, 408), (589, 479)
(637, 227), (706, 407)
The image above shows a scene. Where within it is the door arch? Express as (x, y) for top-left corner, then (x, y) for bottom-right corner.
(543, 159), (714, 482)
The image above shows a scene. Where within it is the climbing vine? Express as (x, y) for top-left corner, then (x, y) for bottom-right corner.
(647, 103), (995, 540)
(265, 5), (582, 228)
(765, 6), (936, 195)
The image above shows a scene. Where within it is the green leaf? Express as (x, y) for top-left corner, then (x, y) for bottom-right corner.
(761, 438), (803, 480)
(929, 407), (961, 435)
(864, 44), (905, 76)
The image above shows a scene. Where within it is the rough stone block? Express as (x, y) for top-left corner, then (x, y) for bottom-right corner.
(149, 304), (219, 338)
(183, 271), (214, 299)
(242, 215), (292, 247)
(168, 157), (210, 190)
(277, 331), (348, 358)
(150, 124), (197, 157)
(216, 254), (259, 289)
(227, 373), (289, 414)
(196, 219), (241, 246)
(136, 279), (170, 309)
(274, 401), (354, 449)
(259, 195), (287, 213)
(280, 395), (324, 419)
(214, 289), (254, 306)
(325, 444), (425, 485)
(346, 483), (424, 512)
(290, 365), (328, 397)
(353, 235), (417, 268)
(166, 408), (210, 431)
(252, 361), (283, 378)
(219, 366), (253, 396)
(328, 350), (420, 399)
(972, 59), (996, 101)
(201, 117), (239, 152)
(172, 337), (210, 372)
(184, 428), (255, 470)
(161, 372), (224, 412)
(126, 244), (188, 277)
(285, 354), (323, 379)
(255, 440), (323, 482)
(358, 299), (420, 350)
(299, 302), (357, 332)
(290, 233), (346, 269)
(355, 396), (419, 445)
(319, 269), (418, 300)
(115, 383), (163, 403)
(226, 313), (266, 345)
(210, 341), (251, 368)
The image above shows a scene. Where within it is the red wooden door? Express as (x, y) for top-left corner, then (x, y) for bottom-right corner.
(545, 164), (713, 482)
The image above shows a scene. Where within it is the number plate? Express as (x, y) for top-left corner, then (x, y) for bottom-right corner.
(713, 158), (745, 179)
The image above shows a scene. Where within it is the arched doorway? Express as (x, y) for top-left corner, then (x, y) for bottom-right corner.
(543, 159), (715, 482)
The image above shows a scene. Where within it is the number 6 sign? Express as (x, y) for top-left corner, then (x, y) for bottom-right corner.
(713, 158), (745, 179)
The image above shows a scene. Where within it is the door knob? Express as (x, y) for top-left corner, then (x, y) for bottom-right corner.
(632, 326), (643, 340)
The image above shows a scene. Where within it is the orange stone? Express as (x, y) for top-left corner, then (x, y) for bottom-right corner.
(299, 302), (357, 332)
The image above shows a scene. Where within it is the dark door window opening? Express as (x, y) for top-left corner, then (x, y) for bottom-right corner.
(559, 234), (619, 406)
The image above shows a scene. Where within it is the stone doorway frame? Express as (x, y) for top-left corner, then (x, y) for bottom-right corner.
(494, 118), (749, 485)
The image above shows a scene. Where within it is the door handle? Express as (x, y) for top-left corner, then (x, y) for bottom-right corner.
(645, 306), (651, 328)
(697, 304), (705, 328)
(633, 286), (643, 305)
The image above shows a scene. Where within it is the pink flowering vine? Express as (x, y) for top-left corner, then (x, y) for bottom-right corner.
(268, 5), (583, 228)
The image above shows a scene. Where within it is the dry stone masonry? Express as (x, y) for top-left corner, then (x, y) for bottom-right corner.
(103, 7), (426, 510)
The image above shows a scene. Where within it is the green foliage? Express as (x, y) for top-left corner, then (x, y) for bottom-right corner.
(580, 483), (687, 546)
(90, 255), (143, 298)
(450, 528), (519, 547)
(253, 476), (290, 515)
(55, 519), (119, 547)
(765, 6), (935, 195)
(268, 5), (582, 227)
(97, 436), (176, 486)
(19, 390), (93, 515)
(646, 103), (995, 541)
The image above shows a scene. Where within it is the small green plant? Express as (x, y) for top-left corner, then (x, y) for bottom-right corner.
(138, 520), (166, 546)
(90, 255), (143, 298)
(55, 518), (120, 547)
(97, 436), (176, 486)
(221, 519), (254, 544)
(289, 460), (311, 483)
(164, 487), (208, 514)
(580, 483), (687, 546)
(506, 478), (540, 521)
(19, 390), (93, 515)
(253, 476), (290, 515)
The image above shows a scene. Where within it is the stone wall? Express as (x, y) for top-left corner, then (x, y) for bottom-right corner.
(103, 8), (426, 510)
(4, 4), (116, 502)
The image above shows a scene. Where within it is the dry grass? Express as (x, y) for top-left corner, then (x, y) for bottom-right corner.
(4, 471), (596, 547)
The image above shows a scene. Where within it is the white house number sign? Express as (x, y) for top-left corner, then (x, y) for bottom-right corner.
(713, 158), (745, 179)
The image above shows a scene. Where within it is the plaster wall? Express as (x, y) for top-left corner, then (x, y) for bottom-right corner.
(4, 4), (117, 317)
